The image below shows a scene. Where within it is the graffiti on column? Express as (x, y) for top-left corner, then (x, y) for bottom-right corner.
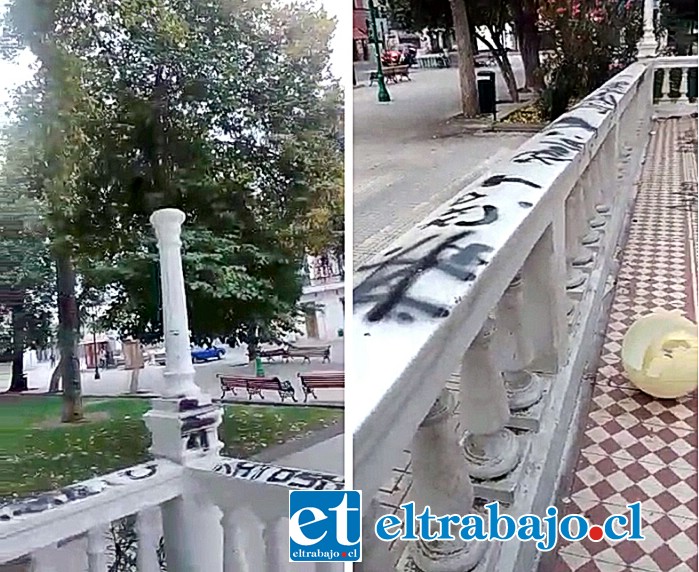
(212, 459), (344, 490)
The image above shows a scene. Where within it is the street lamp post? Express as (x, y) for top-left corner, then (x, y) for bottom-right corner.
(367, 0), (390, 103)
(92, 328), (100, 380)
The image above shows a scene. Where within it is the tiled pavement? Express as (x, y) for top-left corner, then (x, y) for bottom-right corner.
(373, 117), (698, 570)
(553, 117), (698, 570)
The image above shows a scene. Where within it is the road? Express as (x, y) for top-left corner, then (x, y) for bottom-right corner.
(353, 57), (531, 270)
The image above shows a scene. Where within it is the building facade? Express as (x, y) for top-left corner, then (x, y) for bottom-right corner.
(298, 252), (344, 341)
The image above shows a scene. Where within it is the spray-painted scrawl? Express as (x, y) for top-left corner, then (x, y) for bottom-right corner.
(213, 459), (344, 490)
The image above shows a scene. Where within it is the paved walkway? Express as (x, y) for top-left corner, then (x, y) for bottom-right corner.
(353, 63), (529, 270)
(550, 117), (698, 570)
(369, 117), (698, 570)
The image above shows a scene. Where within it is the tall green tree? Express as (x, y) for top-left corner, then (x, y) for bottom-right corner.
(3, 0), (343, 361)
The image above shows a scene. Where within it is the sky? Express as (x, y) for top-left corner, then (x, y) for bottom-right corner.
(0, 0), (348, 117)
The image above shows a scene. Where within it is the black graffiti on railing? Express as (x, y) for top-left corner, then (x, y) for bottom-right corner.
(481, 174), (543, 189)
(212, 460), (344, 490)
(0, 464), (159, 522)
(355, 232), (493, 323)
(572, 78), (631, 115)
(512, 133), (587, 165)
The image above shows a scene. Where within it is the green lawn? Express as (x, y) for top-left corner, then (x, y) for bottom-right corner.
(0, 396), (342, 498)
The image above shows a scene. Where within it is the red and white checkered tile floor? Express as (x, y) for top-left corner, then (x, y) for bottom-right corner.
(553, 116), (698, 571)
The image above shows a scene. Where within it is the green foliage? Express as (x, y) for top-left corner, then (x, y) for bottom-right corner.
(1, 0), (343, 345)
(538, 0), (643, 120)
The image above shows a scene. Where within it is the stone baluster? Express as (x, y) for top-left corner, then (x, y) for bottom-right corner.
(579, 167), (603, 250)
(521, 222), (568, 375)
(222, 508), (252, 572)
(263, 517), (290, 572)
(460, 319), (520, 480)
(145, 209), (223, 572)
(564, 187), (589, 294)
(494, 274), (543, 412)
(356, 498), (394, 572)
(87, 525), (108, 572)
(411, 388), (487, 571)
(679, 67), (689, 103)
(31, 544), (60, 572)
(137, 507), (162, 572)
(661, 68), (671, 102)
(588, 152), (610, 222)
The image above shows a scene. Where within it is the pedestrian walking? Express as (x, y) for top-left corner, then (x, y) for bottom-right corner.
(50, 352), (56, 368)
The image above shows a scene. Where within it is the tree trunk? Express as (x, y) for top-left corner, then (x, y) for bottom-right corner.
(8, 305), (27, 392)
(56, 252), (83, 422)
(512, 1), (543, 91)
(128, 368), (140, 394)
(449, 0), (479, 117)
(48, 358), (62, 393)
(476, 30), (520, 103)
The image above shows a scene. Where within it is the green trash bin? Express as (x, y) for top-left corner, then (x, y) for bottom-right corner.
(477, 70), (496, 115)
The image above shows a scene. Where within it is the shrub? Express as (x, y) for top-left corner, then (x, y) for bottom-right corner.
(538, 0), (643, 120)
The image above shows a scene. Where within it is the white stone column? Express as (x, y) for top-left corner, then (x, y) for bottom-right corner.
(411, 388), (486, 571)
(460, 319), (519, 480)
(146, 208), (223, 572)
(87, 525), (108, 572)
(637, 0), (658, 58)
(137, 507), (162, 572)
(495, 275), (543, 411)
(150, 208), (200, 399)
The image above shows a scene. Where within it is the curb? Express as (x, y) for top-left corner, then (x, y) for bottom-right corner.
(252, 421), (344, 464)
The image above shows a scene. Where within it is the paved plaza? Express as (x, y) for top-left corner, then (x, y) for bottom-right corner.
(0, 339), (344, 405)
(353, 58), (530, 269)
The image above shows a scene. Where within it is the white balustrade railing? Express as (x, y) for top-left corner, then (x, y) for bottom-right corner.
(351, 56), (690, 572)
(0, 462), (181, 567)
(1, 207), (345, 571)
(652, 55), (698, 115)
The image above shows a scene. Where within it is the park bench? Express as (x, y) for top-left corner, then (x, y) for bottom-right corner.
(219, 374), (296, 402)
(285, 343), (331, 363)
(257, 346), (287, 362)
(298, 371), (344, 403)
(369, 65), (411, 85)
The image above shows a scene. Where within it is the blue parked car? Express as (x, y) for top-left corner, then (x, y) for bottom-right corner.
(191, 346), (226, 363)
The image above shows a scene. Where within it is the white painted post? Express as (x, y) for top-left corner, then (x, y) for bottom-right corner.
(411, 389), (486, 571)
(136, 507), (162, 572)
(87, 525), (108, 572)
(145, 208), (223, 572)
(460, 319), (519, 480)
(637, 0), (658, 58)
(494, 275), (543, 411)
